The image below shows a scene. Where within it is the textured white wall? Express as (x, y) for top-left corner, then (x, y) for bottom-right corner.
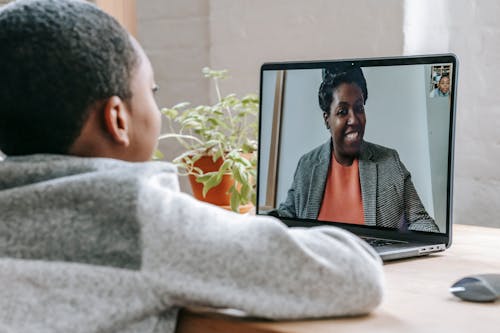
(2, 0), (497, 228)
(137, 0), (210, 108)
(137, 0), (405, 193)
(136, 0), (210, 192)
(209, 0), (404, 103)
(137, 0), (500, 229)
(404, 0), (500, 228)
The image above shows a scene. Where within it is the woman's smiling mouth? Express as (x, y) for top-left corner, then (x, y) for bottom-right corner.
(344, 130), (362, 143)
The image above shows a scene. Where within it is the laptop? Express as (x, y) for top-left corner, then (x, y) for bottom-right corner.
(256, 54), (457, 261)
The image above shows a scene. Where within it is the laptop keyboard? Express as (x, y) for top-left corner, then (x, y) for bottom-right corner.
(361, 237), (407, 247)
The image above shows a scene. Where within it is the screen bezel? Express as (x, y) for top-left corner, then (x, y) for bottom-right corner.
(256, 54), (458, 247)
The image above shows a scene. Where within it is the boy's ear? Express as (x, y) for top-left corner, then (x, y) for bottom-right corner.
(102, 96), (130, 147)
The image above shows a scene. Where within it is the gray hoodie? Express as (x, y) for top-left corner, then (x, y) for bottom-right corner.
(0, 154), (383, 333)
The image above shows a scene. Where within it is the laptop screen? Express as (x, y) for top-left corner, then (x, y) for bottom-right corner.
(257, 55), (457, 235)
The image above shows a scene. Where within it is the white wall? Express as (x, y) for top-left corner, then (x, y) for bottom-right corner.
(209, 0), (404, 104)
(137, 0), (500, 229)
(404, 0), (500, 228)
(138, 0), (404, 193)
(275, 69), (327, 205)
(137, 0), (210, 193)
(363, 65), (434, 218)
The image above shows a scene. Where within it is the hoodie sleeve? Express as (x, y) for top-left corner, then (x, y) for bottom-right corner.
(136, 172), (384, 319)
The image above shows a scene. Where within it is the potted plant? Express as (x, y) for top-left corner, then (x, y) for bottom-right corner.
(157, 68), (259, 213)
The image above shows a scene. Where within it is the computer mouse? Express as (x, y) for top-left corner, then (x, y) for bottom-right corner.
(450, 274), (500, 302)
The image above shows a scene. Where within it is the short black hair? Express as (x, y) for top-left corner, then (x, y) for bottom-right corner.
(439, 75), (450, 82)
(318, 64), (368, 114)
(0, 0), (138, 155)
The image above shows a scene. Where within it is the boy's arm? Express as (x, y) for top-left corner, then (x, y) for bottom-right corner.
(137, 174), (384, 319)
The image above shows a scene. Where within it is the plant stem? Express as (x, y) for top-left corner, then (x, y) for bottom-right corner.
(214, 77), (234, 128)
(214, 77), (222, 103)
(237, 123), (256, 148)
(217, 142), (226, 160)
(165, 119), (192, 149)
(158, 133), (205, 145)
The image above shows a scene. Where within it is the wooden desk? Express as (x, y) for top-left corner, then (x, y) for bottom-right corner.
(176, 224), (500, 333)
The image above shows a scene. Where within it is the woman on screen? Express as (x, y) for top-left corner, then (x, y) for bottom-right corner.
(275, 64), (439, 232)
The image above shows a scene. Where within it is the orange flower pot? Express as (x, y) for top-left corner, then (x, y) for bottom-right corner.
(188, 155), (254, 214)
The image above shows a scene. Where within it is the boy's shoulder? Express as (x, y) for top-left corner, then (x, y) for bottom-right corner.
(0, 155), (180, 269)
(0, 154), (177, 188)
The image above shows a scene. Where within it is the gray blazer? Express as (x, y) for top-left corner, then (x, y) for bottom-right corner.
(276, 140), (439, 232)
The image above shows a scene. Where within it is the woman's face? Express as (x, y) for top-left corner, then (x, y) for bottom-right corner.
(323, 82), (366, 165)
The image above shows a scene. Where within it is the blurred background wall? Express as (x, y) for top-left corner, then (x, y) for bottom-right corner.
(136, 0), (500, 228)
(137, 0), (405, 197)
(403, 0), (500, 228)
(1, 0), (499, 228)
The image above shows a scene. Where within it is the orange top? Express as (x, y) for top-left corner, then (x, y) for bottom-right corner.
(318, 155), (364, 225)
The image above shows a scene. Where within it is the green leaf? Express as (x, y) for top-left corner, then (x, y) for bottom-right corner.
(242, 94), (259, 104)
(202, 67), (228, 79)
(241, 142), (255, 153)
(160, 108), (179, 119)
(226, 150), (239, 160)
(195, 173), (213, 183)
(233, 155), (252, 168)
(212, 149), (223, 162)
(238, 165), (249, 183)
(219, 159), (233, 173)
(230, 185), (241, 212)
(196, 172), (222, 197)
(152, 149), (164, 160)
(201, 172), (223, 197)
(173, 102), (190, 110)
(232, 164), (248, 184)
(181, 119), (203, 130)
(173, 151), (194, 166)
(205, 140), (221, 149)
(207, 118), (219, 127)
(240, 183), (251, 203)
(250, 191), (257, 205)
(192, 166), (204, 175)
(190, 154), (202, 164)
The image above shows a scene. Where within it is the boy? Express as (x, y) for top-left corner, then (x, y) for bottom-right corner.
(0, 0), (383, 332)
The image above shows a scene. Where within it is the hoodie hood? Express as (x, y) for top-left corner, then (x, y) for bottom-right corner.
(0, 154), (176, 191)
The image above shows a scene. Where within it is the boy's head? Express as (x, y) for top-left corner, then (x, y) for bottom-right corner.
(0, 0), (161, 161)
